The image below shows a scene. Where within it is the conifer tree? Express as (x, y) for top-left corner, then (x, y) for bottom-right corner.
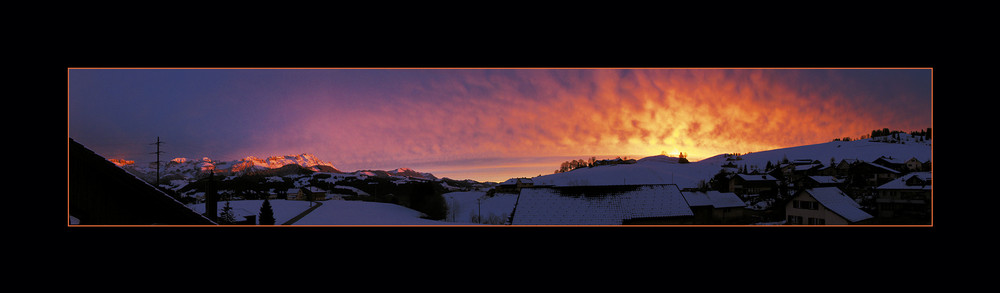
(259, 197), (276, 225)
(219, 201), (237, 225)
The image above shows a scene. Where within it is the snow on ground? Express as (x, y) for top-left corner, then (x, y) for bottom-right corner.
(698, 139), (931, 169)
(187, 198), (474, 225)
(442, 191), (517, 223)
(187, 199), (314, 224)
(531, 139), (931, 190)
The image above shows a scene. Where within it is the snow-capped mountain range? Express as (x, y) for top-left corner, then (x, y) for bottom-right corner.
(112, 153), (339, 178)
(110, 153), (442, 182)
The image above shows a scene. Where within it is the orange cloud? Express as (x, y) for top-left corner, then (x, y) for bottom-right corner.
(267, 68), (927, 174)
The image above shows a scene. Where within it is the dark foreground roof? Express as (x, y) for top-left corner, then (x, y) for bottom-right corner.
(68, 138), (216, 225)
(510, 184), (693, 225)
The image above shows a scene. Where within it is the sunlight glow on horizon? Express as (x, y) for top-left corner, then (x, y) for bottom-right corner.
(69, 68), (932, 183)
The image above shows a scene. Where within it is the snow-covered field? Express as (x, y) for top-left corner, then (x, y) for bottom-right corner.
(187, 199), (314, 224)
(182, 190), (518, 225)
(442, 191), (517, 224)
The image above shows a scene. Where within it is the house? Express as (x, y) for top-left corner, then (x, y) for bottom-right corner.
(848, 161), (900, 187)
(295, 186), (327, 201)
(68, 138), (216, 225)
(729, 173), (778, 196)
(815, 164), (838, 177)
(497, 177), (535, 193)
(875, 172), (931, 224)
(874, 156), (923, 173)
(510, 185), (694, 225)
(835, 159), (859, 177)
(774, 160), (824, 182)
(681, 190), (747, 224)
(903, 157), (924, 172)
(785, 187), (873, 225)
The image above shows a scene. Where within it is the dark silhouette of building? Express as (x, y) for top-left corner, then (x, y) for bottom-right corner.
(68, 138), (216, 225)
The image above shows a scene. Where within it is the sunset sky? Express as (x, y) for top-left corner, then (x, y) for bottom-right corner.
(67, 68), (932, 182)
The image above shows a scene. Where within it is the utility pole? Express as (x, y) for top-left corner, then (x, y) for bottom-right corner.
(150, 136), (164, 186)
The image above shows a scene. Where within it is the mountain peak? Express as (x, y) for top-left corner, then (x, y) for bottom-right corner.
(388, 167), (437, 180)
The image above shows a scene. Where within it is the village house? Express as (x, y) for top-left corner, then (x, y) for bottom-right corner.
(771, 159), (824, 182)
(681, 190), (747, 224)
(729, 173), (778, 196)
(785, 187), (873, 225)
(874, 156), (923, 173)
(288, 186), (327, 201)
(835, 159), (859, 177)
(496, 177), (535, 193)
(875, 172), (931, 224)
(815, 164), (838, 177)
(848, 161), (900, 187)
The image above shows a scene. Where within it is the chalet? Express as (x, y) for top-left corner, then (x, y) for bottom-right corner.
(510, 185), (694, 225)
(68, 138), (216, 225)
(497, 177), (535, 193)
(785, 187), (873, 225)
(875, 172), (931, 223)
(681, 190), (747, 224)
(848, 161), (900, 187)
(835, 159), (859, 176)
(293, 186), (327, 201)
(904, 158), (923, 172)
(729, 174), (778, 196)
(874, 156), (923, 173)
(773, 160), (824, 182)
(815, 164), (838, 177)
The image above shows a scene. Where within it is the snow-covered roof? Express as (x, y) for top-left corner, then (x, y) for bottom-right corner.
(500, 178), (533, 186)
(802, 187), (873, 223)
(304, 186), (325, 193)
(736, 174), (777, 181)
(858, 161), (900, 173)
(683, 191), (745, 208)
(807, 176), (841, 184)
(876, 156), (909, 165)
(794, 164), (823, 171)
(511, 185), (693, 225)
(877, 172), (932, 190)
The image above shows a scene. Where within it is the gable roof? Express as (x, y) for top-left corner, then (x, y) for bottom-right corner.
(877, 172), (932, 190)
(682, 191), (745, 208)
(511, 185), (693, 225)
(806, 176), (842, 184)
(855, 161), (900, 174)
(802, 187), (873, 223)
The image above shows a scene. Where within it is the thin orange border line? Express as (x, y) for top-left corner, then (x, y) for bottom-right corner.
(66, 68), (933, 228)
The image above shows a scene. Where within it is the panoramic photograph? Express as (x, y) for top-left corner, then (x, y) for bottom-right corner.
(66, 67), (933, 226)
